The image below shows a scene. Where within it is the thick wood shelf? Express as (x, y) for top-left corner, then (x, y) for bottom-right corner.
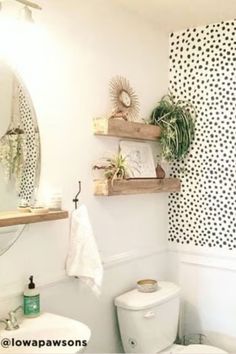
(94, 178), (181, 196)
(0, 210), (68, 227)
(93, 117), (161, 141)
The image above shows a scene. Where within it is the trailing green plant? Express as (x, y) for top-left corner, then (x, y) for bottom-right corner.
(150, 94), (196, 161)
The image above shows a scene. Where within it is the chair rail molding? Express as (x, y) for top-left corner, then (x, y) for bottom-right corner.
(0, 246), (167, 300)
(102, 246), (167, 269)
(169, 245), (236, 272)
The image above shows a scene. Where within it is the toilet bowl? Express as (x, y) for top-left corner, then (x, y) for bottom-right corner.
(115, 281), (227, 354)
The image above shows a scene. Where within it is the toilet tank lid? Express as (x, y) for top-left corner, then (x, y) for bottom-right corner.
(115, 281), (180, 310)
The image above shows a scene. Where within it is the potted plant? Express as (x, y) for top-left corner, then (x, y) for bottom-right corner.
(93, 153), (131, 185)
(150, 94), (195, 161)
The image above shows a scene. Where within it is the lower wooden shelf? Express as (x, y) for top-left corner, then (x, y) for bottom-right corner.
(94, 178), (181, 196)
(0, 210), (69, 228)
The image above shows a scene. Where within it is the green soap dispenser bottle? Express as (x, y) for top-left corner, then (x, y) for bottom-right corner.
(24, 276), (40, 318)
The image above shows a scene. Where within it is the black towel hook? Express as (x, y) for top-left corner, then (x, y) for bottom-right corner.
(73, 181), (81, 209)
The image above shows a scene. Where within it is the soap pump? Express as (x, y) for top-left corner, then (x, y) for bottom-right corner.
(23, 275), (40, 318)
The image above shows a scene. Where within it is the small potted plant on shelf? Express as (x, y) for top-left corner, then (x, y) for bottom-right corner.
(93, 153), (131, 185)
(150, 93), (196, 161)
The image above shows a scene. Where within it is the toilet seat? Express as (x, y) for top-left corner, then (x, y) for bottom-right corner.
(179, 344), (227, 354)
(161, 344), (227, 354)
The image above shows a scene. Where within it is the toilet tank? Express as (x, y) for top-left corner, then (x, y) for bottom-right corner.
(115, 281), (180, 353)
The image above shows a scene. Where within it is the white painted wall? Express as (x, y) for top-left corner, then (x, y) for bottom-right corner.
(0, 1), (169, 352)
(118, 0), (236, 32)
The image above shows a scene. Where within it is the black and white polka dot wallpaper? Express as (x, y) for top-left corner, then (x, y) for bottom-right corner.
(168, 20), (236, 250)
(18, 84), (40, 203)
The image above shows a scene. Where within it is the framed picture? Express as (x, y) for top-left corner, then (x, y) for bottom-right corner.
(119, 140), (156, 178)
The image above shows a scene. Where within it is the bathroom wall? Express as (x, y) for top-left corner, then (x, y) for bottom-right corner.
(168, 19), (236, 353)
(0, 1), (169, 352)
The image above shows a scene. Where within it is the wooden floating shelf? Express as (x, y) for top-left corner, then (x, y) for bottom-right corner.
(94, 178), (181, 196)
(0, 210), (69, 228)
(93, 117), (161, 141)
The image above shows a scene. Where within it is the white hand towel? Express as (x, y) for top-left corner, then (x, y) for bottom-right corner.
(66, 205), (103, 296)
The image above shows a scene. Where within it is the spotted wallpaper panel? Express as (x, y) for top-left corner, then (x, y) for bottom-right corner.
(18, 84), (40, 203)
(168, 20), (236, 250)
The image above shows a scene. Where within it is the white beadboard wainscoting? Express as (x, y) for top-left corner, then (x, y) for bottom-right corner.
(168, 247), (236, 353)
(169, 246), (236, 272)
(103, 246), (167, 269)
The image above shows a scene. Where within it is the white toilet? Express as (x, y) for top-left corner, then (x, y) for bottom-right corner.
(115, 281), (227, 354)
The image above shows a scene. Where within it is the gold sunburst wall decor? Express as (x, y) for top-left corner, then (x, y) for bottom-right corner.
(109, 76), (140, 122)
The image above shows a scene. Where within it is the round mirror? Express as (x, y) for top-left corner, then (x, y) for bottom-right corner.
(0, 60), (40, 255)
(119, 90), (131, 108)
